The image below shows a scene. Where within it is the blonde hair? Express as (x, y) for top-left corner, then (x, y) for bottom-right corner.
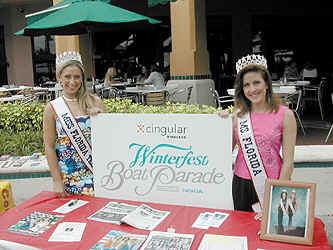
(57, 60), (96, 114)
(104, 67), (117, 84)
(234, 64), (280, 116)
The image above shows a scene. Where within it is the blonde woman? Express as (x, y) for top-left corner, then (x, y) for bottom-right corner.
(43, 51), (105, 198)
(104, 64), (117, 87)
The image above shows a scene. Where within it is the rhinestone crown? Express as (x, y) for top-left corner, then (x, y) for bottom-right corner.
(56, 51), (82, 68)
(236, 54), (267, 74)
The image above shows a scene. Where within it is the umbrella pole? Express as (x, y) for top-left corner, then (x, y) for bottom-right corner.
(88, 29), (96, 93)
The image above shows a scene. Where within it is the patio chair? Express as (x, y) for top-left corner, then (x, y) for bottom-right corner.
(144, 91), (166, 105)
(324, 93), (333, 144)
(209, 87), (234, 108)
(285, 89), (306, 135)
(166, 85), (193, 104)
(302, 79), (327, 120)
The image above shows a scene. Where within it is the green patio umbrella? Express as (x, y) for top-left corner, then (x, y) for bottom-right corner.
(148, 0), (177, 7)
(15, 0), (161, 80)
(15, 0), (161, 36)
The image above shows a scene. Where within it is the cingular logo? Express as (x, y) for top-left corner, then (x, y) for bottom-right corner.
(136, 123), (188, 138)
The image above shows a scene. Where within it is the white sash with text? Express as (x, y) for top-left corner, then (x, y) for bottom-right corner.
(51, 97), (93, 173)
(238, 112), (267, 212)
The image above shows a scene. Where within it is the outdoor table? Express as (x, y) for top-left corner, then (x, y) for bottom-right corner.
(0, 191), (330, 249)
(227, 87), (297, 97)
(0, 95), (26, 102)
(272, 80), (311, 87)
(123, 87), (167, 103)
(0, 86), (32, 93)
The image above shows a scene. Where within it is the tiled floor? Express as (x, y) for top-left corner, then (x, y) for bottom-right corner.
(296, 109), (333, 145)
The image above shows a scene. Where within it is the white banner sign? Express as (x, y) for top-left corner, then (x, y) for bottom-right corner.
(92, 114), (233, 210)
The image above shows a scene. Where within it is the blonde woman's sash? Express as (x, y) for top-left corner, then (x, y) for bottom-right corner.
(50, 97), (93, 173)
(288, 199), (296, 214)
(238, 112), (268, 212)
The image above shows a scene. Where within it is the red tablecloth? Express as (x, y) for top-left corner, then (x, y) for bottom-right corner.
(0, 191), (330, 250)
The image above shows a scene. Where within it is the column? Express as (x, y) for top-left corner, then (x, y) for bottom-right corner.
(168, 0), (214, 106)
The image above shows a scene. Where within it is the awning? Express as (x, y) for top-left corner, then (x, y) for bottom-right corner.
(148, 0), (177, 7)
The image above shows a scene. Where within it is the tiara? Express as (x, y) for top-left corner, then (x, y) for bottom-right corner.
(56, 51), (82, 68)
(236, 54), (267, 74)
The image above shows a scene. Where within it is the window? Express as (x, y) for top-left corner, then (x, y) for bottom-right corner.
(32, 35), (56, 86)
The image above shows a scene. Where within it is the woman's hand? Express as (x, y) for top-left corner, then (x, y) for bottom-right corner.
(254, 212), (263, 220)
(87, 107), (104, 116)
(217, 110), (230, 118)
(53, 180), (67, 198)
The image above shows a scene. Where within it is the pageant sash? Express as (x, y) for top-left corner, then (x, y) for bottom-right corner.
(280, 199), (287, 214)
(50, 97), (93, 173)
(238, 112), (267, 212)
(288, 199), (296, 214)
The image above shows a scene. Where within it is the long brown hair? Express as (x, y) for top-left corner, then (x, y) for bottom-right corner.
(234, 64), (280, 116)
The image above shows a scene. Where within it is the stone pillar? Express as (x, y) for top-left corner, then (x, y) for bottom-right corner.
(167, 0), (215, 106)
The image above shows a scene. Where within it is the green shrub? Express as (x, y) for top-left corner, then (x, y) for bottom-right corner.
(0, 102), (45, 132)
(0, 98), (233, 156)
(0, 130), (44, 156)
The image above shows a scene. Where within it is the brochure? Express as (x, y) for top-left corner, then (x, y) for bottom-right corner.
(198, 234), (248, 250)
(141, 231), (194, 250)
(120, 204), (170, 231)
(192, 211), (229, 229)
(8, 211), (64, 236)
(90, 230), (147, 250)
(88, 201), (138, 224)
(48, 222), (86, 242)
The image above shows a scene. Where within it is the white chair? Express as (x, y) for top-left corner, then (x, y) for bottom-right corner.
(209, 87), (234, 108)
(324, 93), (333, 144)
(285, 90), (306, 135)
(167, 85), (193, 104)
(303, 79), (327, 120)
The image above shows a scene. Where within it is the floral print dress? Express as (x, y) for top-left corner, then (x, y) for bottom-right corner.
(55, 116), (94, 196)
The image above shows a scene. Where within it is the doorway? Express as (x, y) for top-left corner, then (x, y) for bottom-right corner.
(0, 25), (8, 86)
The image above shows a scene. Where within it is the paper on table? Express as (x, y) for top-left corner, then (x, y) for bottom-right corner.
(120, 204), (170, 231)
(208, 212), (229, 228)
(192, 212), (213, 229)
(53, 199), (89, 214)
(198, 234), (248, 250)
(141, 231), (194, 250)
(48, 222), (86, 242)
(88, 201), (138, 224)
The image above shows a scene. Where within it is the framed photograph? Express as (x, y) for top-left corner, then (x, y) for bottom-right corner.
(260, 179), (316, 245)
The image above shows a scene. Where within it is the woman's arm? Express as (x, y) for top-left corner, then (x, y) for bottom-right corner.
(232, 115), (237, 151)
(43, 103), (66, 197)
(87, 95), (107, 116)
(280, 109), (297, 180)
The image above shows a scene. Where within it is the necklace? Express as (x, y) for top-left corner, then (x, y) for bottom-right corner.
(62, 95), (78, 102)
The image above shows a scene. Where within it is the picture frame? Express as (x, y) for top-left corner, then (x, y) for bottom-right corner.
(260, 179), (316, 245)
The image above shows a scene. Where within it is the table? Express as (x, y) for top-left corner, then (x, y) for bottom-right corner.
(227, 86), (297, 96)
(123, 87), (167, 103)
(0, 94), (26, 102)
(0, 191), (330, 250)
(0, 86), (32, 93)
(272, 80), (311, 87)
